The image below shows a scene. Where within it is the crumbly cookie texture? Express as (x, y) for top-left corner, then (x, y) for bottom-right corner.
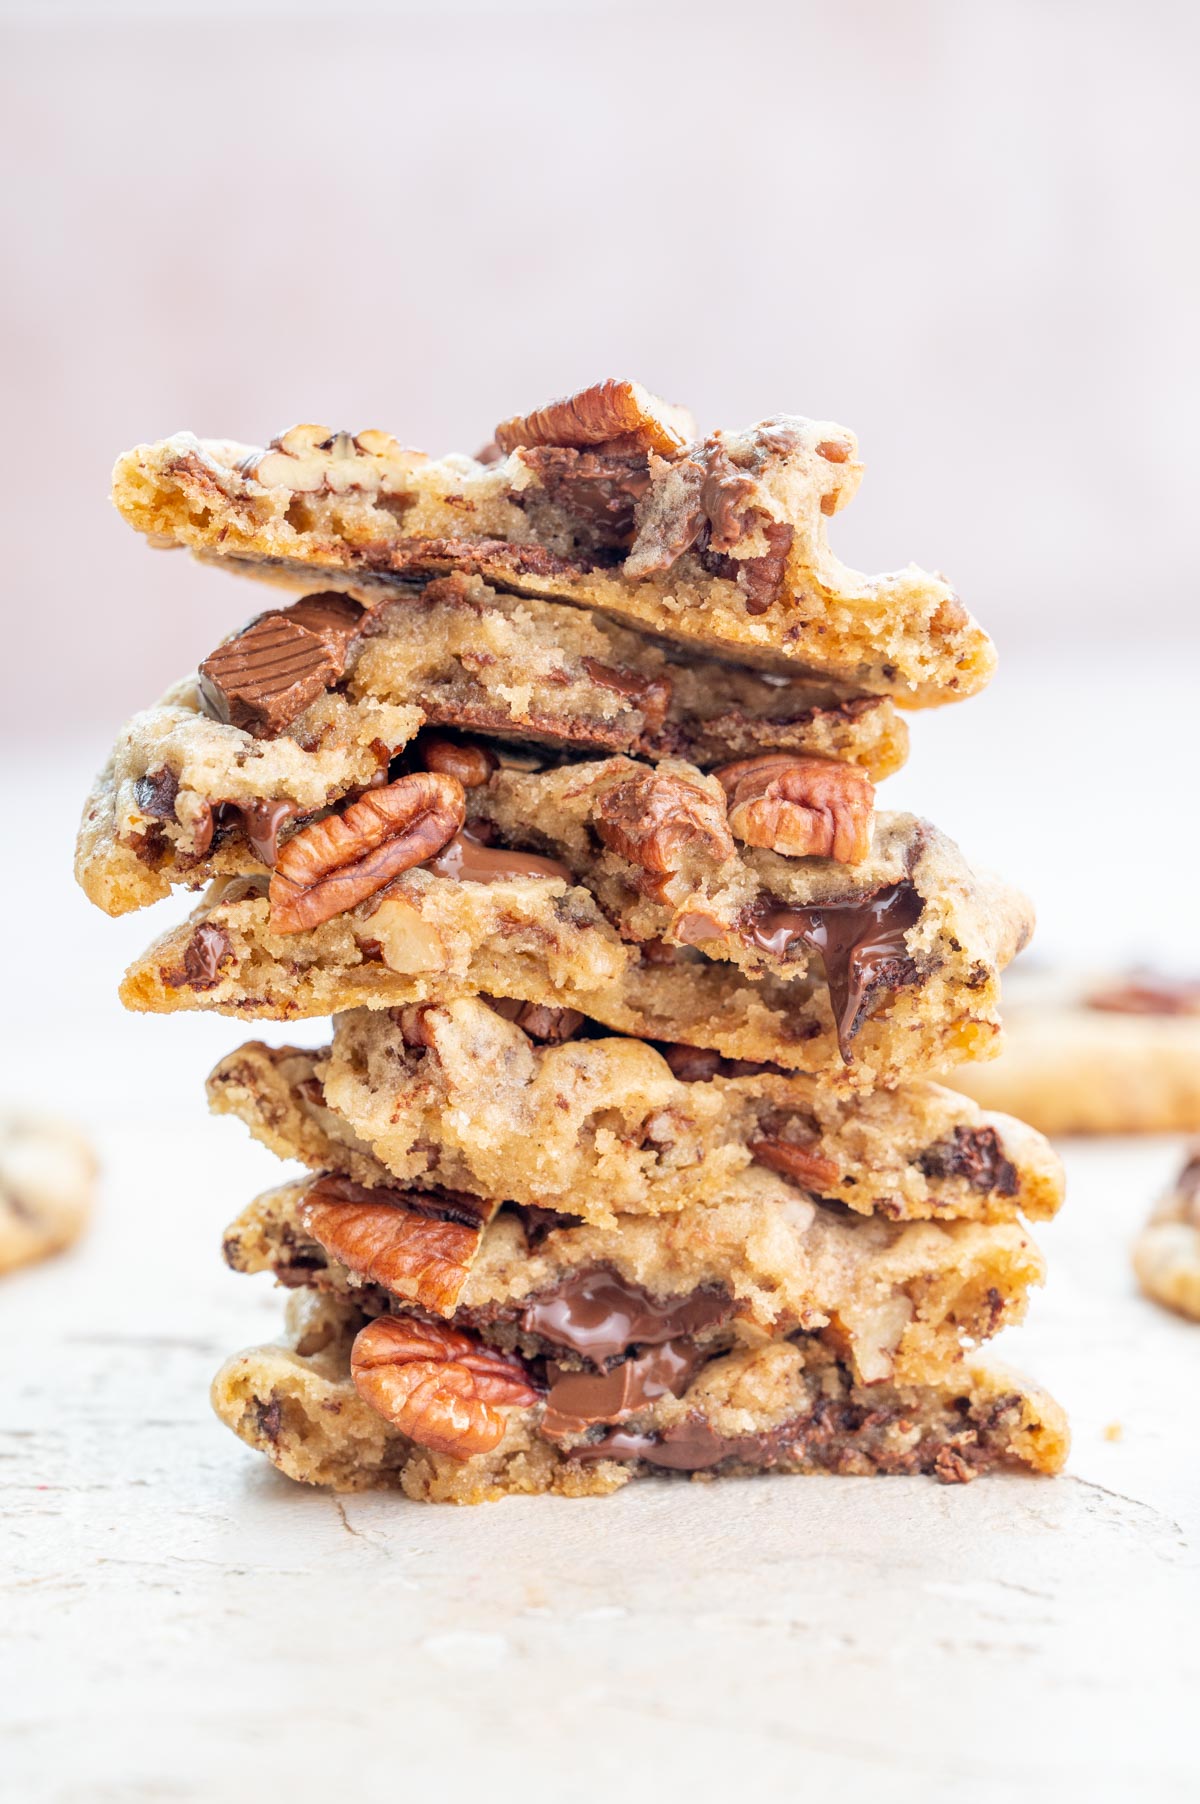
(0, 1111), (95, 1276)
(116, 798), (1029, 1088)
(210, 1290), (1067, 1501)
(206, 1001), (1064, 1227)
(76, 576), (908, 918)
(110, 381), (996, 702)
(1133, 1151), (1200, 1321)
(944, 967), (1200, 1134)
(224, 1174), (1044, 1388)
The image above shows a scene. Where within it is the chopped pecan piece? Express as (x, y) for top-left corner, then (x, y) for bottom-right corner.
(714, 754), (874, 863)
(248, 424), (427, 494)
(301, 1175), (494, 1316)
(350, 1315), (540, 1459)
(594, 770), (734, 896)
(494, 379), (694, 457)
(415, 733), (499, 789)
(268, 772), (465, 933)
(749, 1135), (840, 1193)
(581, 658), (672, 734)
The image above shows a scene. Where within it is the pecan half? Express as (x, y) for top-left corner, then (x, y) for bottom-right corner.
(301, 1175), (495, 1316)
(248, 424), (427, 494)
(350, 1315), (540, 1458)
(714, 754), (874, 863)
(581, 658), (673, 735)
(594, 770), (735, 896)
(268, 772), (465, 933)
(494, 379), (694, 457)
(749, 1135), (840, 1193)
(415, 733), (499, 789)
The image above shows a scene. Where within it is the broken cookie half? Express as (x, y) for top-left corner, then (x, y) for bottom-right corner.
(111, 379), (995, 703)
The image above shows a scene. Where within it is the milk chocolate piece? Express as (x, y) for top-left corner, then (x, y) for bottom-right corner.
(427, 832), (573, 885)
(570, 1419), (753, 1470)
(485, 998), (586, 1043)
(164, 922), (230, 990)
(540, 1340), (701, 1440)
(516, 447), (651, 550)
(745, 881), (923, 1060)
(198, 594), (363, 739)
(581, 657), (672, 734)
(520, 1267), (730, 1366)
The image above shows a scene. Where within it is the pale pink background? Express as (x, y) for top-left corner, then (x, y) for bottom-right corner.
(3, 0), (1197, 746)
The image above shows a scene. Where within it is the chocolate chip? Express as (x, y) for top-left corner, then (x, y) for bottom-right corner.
(163, 922), (231, 990)
(917, 1126), (1018, 1197)
(133, 767), (180, 819)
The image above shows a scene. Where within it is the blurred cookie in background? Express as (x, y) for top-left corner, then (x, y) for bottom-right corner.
(0, 1111), (95, 1275)
(1134, 1150), (1200, 1321)
(944, 968), (1200, 1135)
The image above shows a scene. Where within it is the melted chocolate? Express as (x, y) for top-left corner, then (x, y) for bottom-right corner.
(428, 831), (573, 885)
(540, 1340), (701, 1439)
(520, 1267), (730, 1365)
(745, 881), (923, 1060)
(570, 1420), (755, 1470)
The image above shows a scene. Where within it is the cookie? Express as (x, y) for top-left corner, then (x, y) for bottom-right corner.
(0, 1110), (95, 1275)
(224, 1173), (1043, 1389)
(1133, 1151), (1200, 1320)
(206, 1000), (1065, 1227)
(77, 576), (908, 918)
(115, 795), (1030, 1089)
(945, 968), (1200, 1134)
(210, 1289), (1067, 1500)
(111, 380), (995, 701)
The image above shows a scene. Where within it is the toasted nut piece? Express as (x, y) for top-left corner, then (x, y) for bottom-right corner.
(301, 1176), (493, 1316)
(350, 1315), (540, 1458)
(595, 770), (735, 895)
(581, 658), (673, 735)
(416, 733), (499, 789)
(494, 379), (695, 457)
(714, 754), (874, 863)
(249, 424), (427, 495)
(269, 772), (465, 933)
(749, 1135), (841, 1193)
(659, 1043), (724, 1083)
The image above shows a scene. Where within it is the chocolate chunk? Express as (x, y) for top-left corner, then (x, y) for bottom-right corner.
(254, 1397), (284, 1443)
(540, 1340), (701, 1440)
(520, 1267), (730, 1366)
(510, 1203), (585, 1246)
(236, 799), (299, 868)
(198, 594), (363, 739)
(743, 881), (923, 1061)
(163, 922), (231, 990)
(303, 1172), (492, 1231)
(917, 1126), (1018, 1197)
(133, 767), (180, 819)
(659, 1043), (724, 1083)
(484, 998), (586, 1043)
(517, 446), (651, 550)
(427, 831), (573, 885)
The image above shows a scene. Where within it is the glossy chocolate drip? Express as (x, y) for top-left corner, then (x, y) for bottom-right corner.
(570, 1420), (757, 1470)
(745, 881), (923, 1060)
(520, 1267), (730, 1365)
(238, 799), (299, 868)
(428, 831), (572, 885)
(540, 1340), (701, 1440)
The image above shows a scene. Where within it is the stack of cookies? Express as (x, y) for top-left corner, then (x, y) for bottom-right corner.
(77, 379), (1068, 1502)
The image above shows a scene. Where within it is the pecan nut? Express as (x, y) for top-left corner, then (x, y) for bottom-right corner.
(581, 658), (673, 735)
(713, 754), (874, 863)
(415, 733), (499, 789)
(494, 379), (694, 457)
(594, 770), (735, 896)
(350, 1315), (540, 1458)
(300, 1175), (494, 1316)
(268, 772), (465, 933)
(748, 1135), (840, 1194)
(248, 424), (427, 495)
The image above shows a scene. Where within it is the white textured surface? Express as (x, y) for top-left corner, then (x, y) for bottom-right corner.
(3, 747), (1198, 1803)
